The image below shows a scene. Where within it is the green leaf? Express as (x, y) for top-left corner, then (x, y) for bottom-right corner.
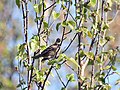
(88, 0), (96, 7)
(103, 23), (109, 30)
(34, 17), (40, 22)
(57, 0), (60, 4)
(30, 35), (40, 51)
(104, 84), (111, 90)
(57, 54), (66, 62)
(34, 4), (39, 13)
(67, 20), (76, 30)
(33, 4), (42, 13)
(16, 43), (26, 58)
(48, 59), (57, 65)
(115, 79), (120, 85)
(105, 36), (115, 41)
(87, 31), (93, 38)
(27, 65), (33, 70)
(59, 54), (80, 68)
(22, 87), (27, 90)
(111, 65), (117, 71)
(55, 64), (61, 69)
(61, 21), (68, 27)
(17, 83), (21, 88)
(56, 23), (61, 31)
(79, 50), (85, 57)
(43, 21), (48, 29)
(61, 87), (67, 90)
(99, 39), (107, 46)
(75, 16), (80, 19)
(66, 57), (80, 68)
(66, 74), (75, 82)
(46, 80), (51, 86)
(35, 70), (44, 82)
(77, 27), (88, 37)
(79, 76), (86, 81)
(16, 0), (20, 8)
(107, 0), (113, 7)
(96, 56), (101, 63)
(40, 45), (46, 50)
(52, 11), (60, 19)
(85, 52), (94, 60)
(115, 72), (120, 76)
(103, 65), (111, 70)
(23, 61), (28, 67)
(31, 35), (39, 41)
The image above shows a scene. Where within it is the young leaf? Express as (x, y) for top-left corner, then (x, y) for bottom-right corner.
(67, 20), (76, 30)
(85, 52), (94, 60)
(103, 65), (111, 70)
(105, 36), (115, 41)
(52, 11), (60, 20)
(111, 65), (117, 71)
(61, 21), (68, 27)
(99, 39), (107, 46)
(33, 4), (42, 13)
(43, 21), (48, 29)
(66, 74), (75, 82)
(87, 31), (93, 38)
(88, 0), (96, 7)
(66, 57), (80, 68)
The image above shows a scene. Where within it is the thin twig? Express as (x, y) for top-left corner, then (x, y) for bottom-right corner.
(54, 68), (66, 87)
(44, 2), (56, 11)
(41, 66), (53, 90)
(65, 62), (77, 74)
(21, 1), (30, 89)
(62, 33), (77, 53)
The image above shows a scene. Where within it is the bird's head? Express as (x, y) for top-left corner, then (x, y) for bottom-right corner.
(55, 38), (61, 45)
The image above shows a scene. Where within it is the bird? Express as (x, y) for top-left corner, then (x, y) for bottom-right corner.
(32, 38), (61, 61)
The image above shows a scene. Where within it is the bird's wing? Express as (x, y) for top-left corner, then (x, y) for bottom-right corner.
(40, 45), (54, 56)
(32, 44), (59, 59)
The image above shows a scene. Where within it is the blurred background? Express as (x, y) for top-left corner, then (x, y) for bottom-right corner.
(0, 0), (120, 90)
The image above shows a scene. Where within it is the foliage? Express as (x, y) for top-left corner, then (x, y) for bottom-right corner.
(15, 0), (120, 90)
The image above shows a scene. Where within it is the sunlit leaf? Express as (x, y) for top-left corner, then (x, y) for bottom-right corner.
(105, 36), (115, 41)
(68, 20), (76, 30)
(85, 52), (94, 60)
(103, 65), (111, 70)
(67, 57), (80, 68)
(87, 31), (93, 38)
(48, 59), (57, 65)
(33, 4), (42, 13)
(66, 74), (75, 82)
(103, 23), (109, 30)
(61, 21), (68, 27)
(111, 65), (117, 71)
(88, 0), (96, 7)
(55, 64), (61, 69)
(99, 39), (107, 46)
(96, 56), (101, 63)
(52, 11), (60, 19)
(43, 21), (48, 29)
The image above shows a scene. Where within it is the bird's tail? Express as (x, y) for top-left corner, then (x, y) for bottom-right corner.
(41, 58), (49, 62)
(32, 54), (42, 59)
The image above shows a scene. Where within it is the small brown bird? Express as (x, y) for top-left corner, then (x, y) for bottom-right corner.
(32, 38), (61, 61)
